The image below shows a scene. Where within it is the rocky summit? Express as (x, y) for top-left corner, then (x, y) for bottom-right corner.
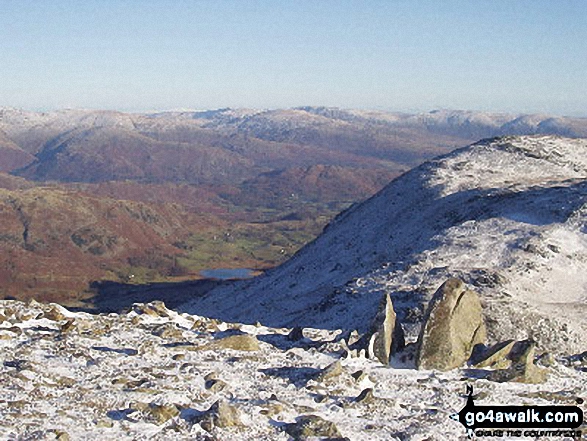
(1, 299), (586, 440)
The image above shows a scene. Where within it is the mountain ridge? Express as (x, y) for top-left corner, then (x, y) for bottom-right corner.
(180, 135), (587, 355)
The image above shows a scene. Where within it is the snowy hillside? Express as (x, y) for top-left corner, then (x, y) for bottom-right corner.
(182, 136), (587, 355)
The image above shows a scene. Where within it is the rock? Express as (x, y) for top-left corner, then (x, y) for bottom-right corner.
(288, 326), (305, 341)
(416, 278), (486, 371)
(132, 301), (170, 317)
(351, 370), (368, 383)
(151, 323), (184, 339)
(487, 340), (548, 384)
(355, 388), (375, 404)
(145, 402), (180, 425)
(355, 292), (404, 365)
(60, 319), (76, 334)
(198, 400), (242, 431)
(314, 360), (343, 382)
(43, 305), (67, 321)
(205, 379), (227, 393)
(284, 415), (342, 440)
(201, 334), (260, 351)
(471, 340), (516, 369)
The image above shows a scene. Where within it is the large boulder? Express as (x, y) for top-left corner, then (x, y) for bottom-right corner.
(416, 279), (486, 371)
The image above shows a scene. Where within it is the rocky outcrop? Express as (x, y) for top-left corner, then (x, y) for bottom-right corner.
(355, 292), (404, 365)
(416, 279), (486, 371)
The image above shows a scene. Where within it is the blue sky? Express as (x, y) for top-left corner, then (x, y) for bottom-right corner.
(1, 0), (585, 115)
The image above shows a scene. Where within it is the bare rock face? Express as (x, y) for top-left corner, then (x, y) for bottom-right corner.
(356, 292), (405, 365)
(416, 279), (486, 371)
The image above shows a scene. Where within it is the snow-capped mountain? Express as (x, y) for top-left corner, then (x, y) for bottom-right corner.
(181, 136), (587, 355)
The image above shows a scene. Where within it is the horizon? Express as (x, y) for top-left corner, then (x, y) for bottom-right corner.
(1, 0), (586, 116)
(2, 105), (587, 120)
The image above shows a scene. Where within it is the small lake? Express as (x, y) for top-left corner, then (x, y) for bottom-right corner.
(199, 268), (257, 280)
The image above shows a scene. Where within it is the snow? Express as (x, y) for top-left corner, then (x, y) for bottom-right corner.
(1, 134), (586, 439)
(0, 300), (585, 440)
(181, 136), (587, 355)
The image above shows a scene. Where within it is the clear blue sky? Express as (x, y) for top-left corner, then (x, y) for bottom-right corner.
(1, 0), (585, 115)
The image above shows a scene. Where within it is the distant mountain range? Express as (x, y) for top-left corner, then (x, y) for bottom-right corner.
(0, 107), (586, 305)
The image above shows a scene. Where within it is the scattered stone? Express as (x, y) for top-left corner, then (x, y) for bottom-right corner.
(197, 400), (242, 431)
(151, 323), (184, 339)
(201, 334), (260, 351)
(204, 372), (219, 381)
(351, 370), (368, 383)
(4, 326), (23, 336)
(60, 319), (76, 334)
(260, 401), (285, 416)
(132, 301), (170, 318)
(205, 379), (227, 393)
(487, 340), (548, 384)
(144, 402), (180, 425)
(53, 430), (70, 441)
(43, 305), (67, 321)
(192, 318), (219, 333)
(356, 293), (404, 365)
(283, 414), (342, 440)
(535, 352), (556, 368)
(416, 278), (486, 371)
(314, 360), (343, 382)
(355, 388), (375, 404)
(4, 359), (32, 371)
(288, 326), (305, 341)
(313, 394), (328, 403)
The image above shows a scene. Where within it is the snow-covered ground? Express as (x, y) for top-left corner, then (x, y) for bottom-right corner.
(0, 300), (585, 440)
